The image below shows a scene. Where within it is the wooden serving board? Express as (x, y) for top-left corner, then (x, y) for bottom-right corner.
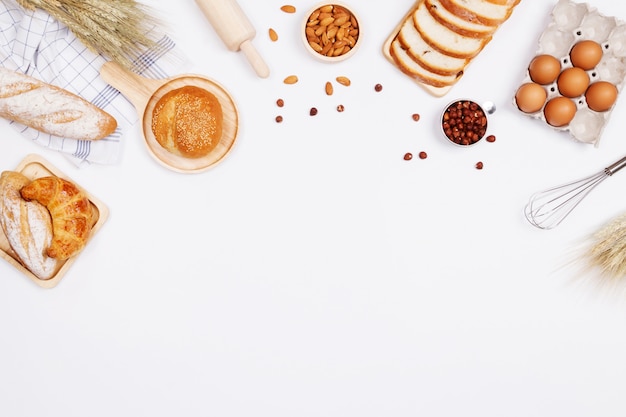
(0, 154), (109, 288)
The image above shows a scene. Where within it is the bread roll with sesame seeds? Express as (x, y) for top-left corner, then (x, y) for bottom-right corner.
(151, 85), (223, 158)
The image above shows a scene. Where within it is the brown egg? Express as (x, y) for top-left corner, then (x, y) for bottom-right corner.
(570, 40), (603, 70)
(585, 81), (618, 112)
(544, 97), (577, 127)
(557, 67), (590, 97)
(515, 82), (547, 113)
(528, 54), (561, 85)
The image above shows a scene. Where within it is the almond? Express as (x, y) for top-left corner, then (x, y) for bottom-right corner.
(280, 5), (296, 13)
(325, 81), (333, 96)
(283, 75), (299, 84)
(309, 41), (323, 53)
(336, 76), (351, 86)
(269, 28), (278, 42)
(320, 17), (335, 27)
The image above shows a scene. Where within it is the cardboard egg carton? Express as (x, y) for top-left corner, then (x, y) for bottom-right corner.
(517, 0), (626, 146)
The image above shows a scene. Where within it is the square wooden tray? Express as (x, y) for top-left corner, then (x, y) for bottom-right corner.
(0, 154), (109, 288)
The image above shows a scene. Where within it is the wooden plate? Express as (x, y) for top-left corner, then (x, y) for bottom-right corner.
(100, 62), (239, 174)
(0, 154), (109, 288)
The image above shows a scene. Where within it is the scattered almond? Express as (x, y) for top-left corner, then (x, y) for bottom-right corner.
(283, 75), (299, 84)
(336, 76), (351, 86)
(325, 81), (333, 96)
(280, 5), (296, 13)
(269, 28), (278, 42)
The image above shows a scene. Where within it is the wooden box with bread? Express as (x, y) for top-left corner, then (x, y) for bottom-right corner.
(383, 0), (521, 96)
(0, 155), (108, 288)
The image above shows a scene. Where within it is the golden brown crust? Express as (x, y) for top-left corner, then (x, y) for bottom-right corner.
(426, 0), (498, 39)
(389, 39), (461, 88)
(437, 0), (518, 27)
(0, 67), (117, 141)
(20, 176), (93, 260)
(0, 171), (62, 279)
(151, 86), (223, 158)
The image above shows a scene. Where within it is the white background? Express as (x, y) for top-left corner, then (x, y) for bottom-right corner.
(2, 0), (626, 416)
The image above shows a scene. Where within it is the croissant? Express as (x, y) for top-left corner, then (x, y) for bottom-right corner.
(20, 176), (93, 260)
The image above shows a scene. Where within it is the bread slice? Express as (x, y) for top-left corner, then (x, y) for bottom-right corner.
(397, 17), (468, 76)
(413, 0), (488, 59)
(438, 0), (520, 26)
(426, 0), (497, 38)
(389, 39), (462, 88)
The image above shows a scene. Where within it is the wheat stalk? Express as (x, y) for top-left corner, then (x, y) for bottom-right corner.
(15, 0), (161, 70)
(586, 212), (626, 280)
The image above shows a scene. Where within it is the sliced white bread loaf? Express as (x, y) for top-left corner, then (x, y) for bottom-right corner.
(438, 0), (520, 26)
(384, 0), (521, 95)
(397, 17), (468, 76)
(389, 39), (462, 88)
(426, 0), (497, 38)
(413, 1), (488, 59)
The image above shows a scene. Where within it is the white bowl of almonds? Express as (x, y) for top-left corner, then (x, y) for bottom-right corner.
(302, 3), (361, 62)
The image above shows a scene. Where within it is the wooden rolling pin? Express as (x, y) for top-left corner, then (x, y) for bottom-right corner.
(195, 0), (270, 78)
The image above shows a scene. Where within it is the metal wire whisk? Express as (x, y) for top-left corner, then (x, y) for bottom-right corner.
(525, 155), (626, 230)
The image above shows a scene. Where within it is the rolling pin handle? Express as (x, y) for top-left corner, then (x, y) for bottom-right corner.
(240, 40), (270, 78)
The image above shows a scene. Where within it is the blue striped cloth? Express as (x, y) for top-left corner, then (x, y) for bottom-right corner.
(0, 1), (185, 166)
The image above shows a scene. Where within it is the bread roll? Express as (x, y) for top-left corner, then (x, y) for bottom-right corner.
(20, 176), (93, 261)
(0, 67), (117, 141)
(151, 85), (223, 158)
(0, 171), (62, 280)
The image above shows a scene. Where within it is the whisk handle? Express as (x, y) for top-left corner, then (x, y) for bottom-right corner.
(605, 156), (626, 176)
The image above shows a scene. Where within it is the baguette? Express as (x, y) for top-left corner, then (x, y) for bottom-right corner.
(0, 67), (117, 141)
(0, 171), (62, 280)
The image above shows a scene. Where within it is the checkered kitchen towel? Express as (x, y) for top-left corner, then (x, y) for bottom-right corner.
(0, 0), (186, 166)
